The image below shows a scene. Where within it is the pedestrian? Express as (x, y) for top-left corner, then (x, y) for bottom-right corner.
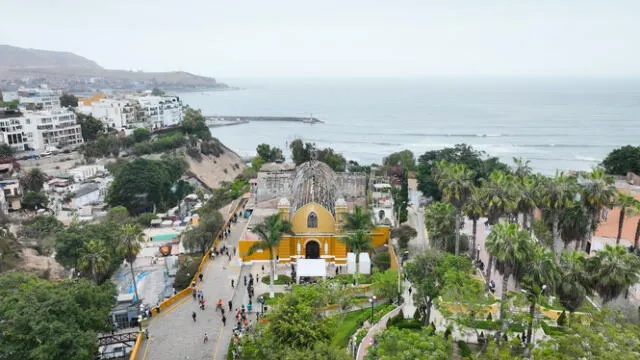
(261, 265), (265, 273)
(228, 300), (233, 311)
(243, 318), (248, 328)
(199, 273), (204, 282)
(231, 279), (234, 288)
(228, 253), (231, 261)
(244, 275), (247, 286)
(408, 286), (412, 295)
(222, 315), (226, 326)
(192, 311), (197, 322)
(203, 333), (208, 343)
(221, 307), (225, 316)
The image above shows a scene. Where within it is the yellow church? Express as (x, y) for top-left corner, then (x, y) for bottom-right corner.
(238, 161), (389, 264)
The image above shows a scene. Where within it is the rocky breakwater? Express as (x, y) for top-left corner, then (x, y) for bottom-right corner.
(206, 115), (323, 127)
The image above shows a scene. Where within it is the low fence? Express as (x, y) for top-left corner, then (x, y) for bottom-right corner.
(129, 197), (246, 360)
(355, 306), (403, 360)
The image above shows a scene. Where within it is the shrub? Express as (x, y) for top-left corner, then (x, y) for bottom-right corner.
(458, 340), (472, 359)
(174, 259), (200, 290)
(261, 275), (291, 285)
(136, 213), (158, 227)
(373, 252), (391, 271)
(557, 310), (567, 327)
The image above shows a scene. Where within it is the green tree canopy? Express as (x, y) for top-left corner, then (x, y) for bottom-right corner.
(106, 156), (188, 214)
(416, 144), (509, 200)
(383, 149), (416, 171)
(533, 310), (640, 360)
(365, 328), (451, 360)
(371, 269), (402, 300)
(602, 145), (640, 176)
(424, 202), (458, 252)
(0, 143), (14, 158)
(21, 191), (49, 211)
(289, 139), (315, 165)
(0, 272), (117, 360)
(59, 93), (78, 107)
(133, 128), (151, 142)
(20, 168), (48, 192)
(75, 112), (105, 141)
(181, 107), (211, 140)
(183, 227), (214, 255)
(256, 143), (284, 162)
(316, 147), (347, 172)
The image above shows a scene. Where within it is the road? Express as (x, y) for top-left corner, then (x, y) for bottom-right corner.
(137, 216), (249, 360)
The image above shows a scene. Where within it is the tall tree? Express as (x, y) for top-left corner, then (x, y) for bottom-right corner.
(78, 240), (110, 283)
(614, 193), (637, 245)
(586, 244), (640, 304)
(479, 170), (517, 225)
(581, 168), (615, 251)
(390, 224), (417, 250)
(601, 145), (640, 176)
(485, 222), (531, 330)
(20, 168), (48, 192)
(404, 250), (444, 325)
(339, 230), (373, 285)
(343, 205), (373, 232)
(289, 139), (315, 165)
(183, 227), (214, 255)
(538, 172), (577, 254)
(249, 214), (293, 297)
(0, 273), (117, 360)
(463, 186), (484, 260)
(75, 112), (105, 141)
(434, 161), (474, 256)
(383, 150), (416, 171)
(518, 243), (559, 344)
(424, 201), (457, 252)
(59, 93), (78, 107)
(118, 224), (143, 303)
(557, 251), (591, 323)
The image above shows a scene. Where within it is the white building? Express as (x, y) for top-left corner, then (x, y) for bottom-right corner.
(17, 87), (62, 111)
(68, 164), (107, 183)
(0, 110), (32, 152)
(77, 98), (139, 130)
(73, 183), (101, 208)
(136, 95), (183, 129)
(22, 109), (83, 151)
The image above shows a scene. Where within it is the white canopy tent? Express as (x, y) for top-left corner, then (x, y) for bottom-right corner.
(346, 252), (371, 275)
(296, 259), (327, 282)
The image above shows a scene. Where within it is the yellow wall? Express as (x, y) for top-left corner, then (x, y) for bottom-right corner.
(371, 226), (390, 248)
(290, 202), (335, 233)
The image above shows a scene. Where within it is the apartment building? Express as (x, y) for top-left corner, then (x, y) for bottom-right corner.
(22, 109), (84, 150)
(135, 95), (183, 129)
(17, 87), (62, 111)
(77, 98), (139, 130)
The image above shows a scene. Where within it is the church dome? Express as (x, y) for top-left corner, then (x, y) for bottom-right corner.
(290, 161), (337, 214)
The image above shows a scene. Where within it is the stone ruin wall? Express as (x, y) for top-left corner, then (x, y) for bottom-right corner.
(256, 171), (367, 204)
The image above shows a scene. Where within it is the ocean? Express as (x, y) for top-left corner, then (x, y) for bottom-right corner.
(180, 77), (639, 174)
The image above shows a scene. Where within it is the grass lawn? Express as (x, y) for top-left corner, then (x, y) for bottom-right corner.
(261, 275), (291, 285)
(258, 292), (284, 305)
(330, 304), (387, 349)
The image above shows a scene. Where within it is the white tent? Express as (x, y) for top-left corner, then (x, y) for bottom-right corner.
(297, 259), (327, 282)
(346, 252), (371, 275)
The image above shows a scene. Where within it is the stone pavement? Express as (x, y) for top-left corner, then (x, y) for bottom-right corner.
(136, 216), (248, 360)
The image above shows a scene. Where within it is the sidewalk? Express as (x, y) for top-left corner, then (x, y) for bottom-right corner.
(136, 217), (248, 360)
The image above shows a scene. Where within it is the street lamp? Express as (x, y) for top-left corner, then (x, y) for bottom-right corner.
(369, 296), (376, 322)
(259, 296), (265, 315)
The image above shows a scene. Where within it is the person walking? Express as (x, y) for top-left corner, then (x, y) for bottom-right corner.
(231, 279), (234, 288)
(192, 311), (197, 322)
(222, 315), (227, 326)
(244, 275), (247, 286)
(203, 333), (208, 343)
(408, 286), (412, 295)
(199, 273), (204, 282)
(228, 300), (233, 311)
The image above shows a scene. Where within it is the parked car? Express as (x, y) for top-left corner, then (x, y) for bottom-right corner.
(40, 151), (52, 157)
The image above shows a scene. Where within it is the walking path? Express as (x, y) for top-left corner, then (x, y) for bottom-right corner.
(136, 216), (248, 360)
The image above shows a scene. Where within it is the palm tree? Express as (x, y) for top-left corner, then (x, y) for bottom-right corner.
(586, 244), (640, 304)
(343, 205), (373, 232)
(557, 251), (591, 323)
(614, 193), (637, 245)
(340, 230), (373, 285)
(118, 224), (144, 303)
(512, 158), (536, 227)
(479, 170), (518, 225)
(463, 186), (484, 260)
(627, 201), (640, 248)
(538, 172), (576, 254)
(78, 240), (110, 283)
(485, 222), (531, 330)
(581, 169), (615, 251)
(249, 214), (293, 297)
(558, 201), (590, 250)
(434, 161), (474, 256)
(518, 243), (559, 344)
(480, 171), (518, 281)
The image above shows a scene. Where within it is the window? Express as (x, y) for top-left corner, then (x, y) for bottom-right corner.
(307, 212), (318, 228)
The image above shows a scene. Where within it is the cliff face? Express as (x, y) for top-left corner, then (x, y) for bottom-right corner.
(185, 140), (246, 189)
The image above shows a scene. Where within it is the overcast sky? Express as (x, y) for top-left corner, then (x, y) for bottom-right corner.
(1, 0), (639, 77)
